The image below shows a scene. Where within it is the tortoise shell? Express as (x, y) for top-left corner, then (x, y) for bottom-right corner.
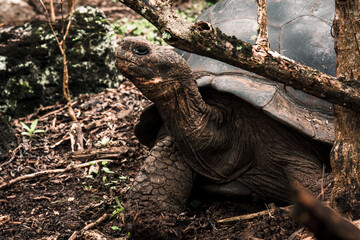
(136, 0), (335, 146)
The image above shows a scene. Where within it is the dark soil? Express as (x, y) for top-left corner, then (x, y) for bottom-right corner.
(0, 81), (304, 240)
(0, 1), (308, 239)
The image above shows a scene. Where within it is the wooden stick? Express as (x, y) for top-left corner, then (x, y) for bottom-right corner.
(217, 205), (293, 223)
(255, 0), (269, 49)
(68, 213), (109, 240)
(292, 184), (360, 240)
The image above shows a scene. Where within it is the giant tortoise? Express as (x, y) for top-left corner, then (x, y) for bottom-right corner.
(116, 0), (335, 212)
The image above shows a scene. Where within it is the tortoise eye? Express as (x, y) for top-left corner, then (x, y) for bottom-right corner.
(133, 46), (149, 55)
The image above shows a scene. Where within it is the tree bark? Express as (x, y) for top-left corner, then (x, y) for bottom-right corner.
(118, 0), (360, 111)
(292, 185), (360, 240)
(330, 0), (360, 219)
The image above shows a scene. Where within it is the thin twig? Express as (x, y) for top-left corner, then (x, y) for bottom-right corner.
(38, 100), (78, 120)
(49, 0), (56, 22)
(217, 205), (293, 223)
(68, 213), (110, 240)
(39, 0), (63, 53)
(255, 0), (269, 49)
(40, 0), (78, 122)
(0, 160), (114, 189)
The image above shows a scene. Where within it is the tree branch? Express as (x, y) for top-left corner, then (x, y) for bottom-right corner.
(255, 0), (269, 49)
(118, 0), (360, 112)
(292, 184), (360, 240)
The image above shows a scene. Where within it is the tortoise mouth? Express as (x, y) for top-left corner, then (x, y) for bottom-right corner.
(116, 56), (140, 71)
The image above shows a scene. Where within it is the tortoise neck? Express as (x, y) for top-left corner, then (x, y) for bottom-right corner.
(154, 75), (210, 138)
(156, 76), (208, 120)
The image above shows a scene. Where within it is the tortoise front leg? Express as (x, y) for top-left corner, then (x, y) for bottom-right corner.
(128, 135), (194, 212)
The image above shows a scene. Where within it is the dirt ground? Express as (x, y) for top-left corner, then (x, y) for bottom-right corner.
(0, 0), (310, 239)
(0, 81), (304, 240)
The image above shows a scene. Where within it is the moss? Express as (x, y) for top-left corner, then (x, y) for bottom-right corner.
(0, 6), (121, 117)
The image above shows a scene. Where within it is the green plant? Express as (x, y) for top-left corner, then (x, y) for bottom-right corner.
(111, 196), (125, 218)
(101, 160), (114, 174)
(113, 17), (165, 45)
(98, 137), (110, 147)
(112, 1), (209, 44)
(111, 226), (120, 231)
(83, 185), (93, 191)
(20, 119), (45, 139)
(104, 180), (118, 190)
(119, 176), (131, 190)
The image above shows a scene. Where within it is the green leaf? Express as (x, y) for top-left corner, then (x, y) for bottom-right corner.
(20, 122), (31, 132)
(111, 226), (120, 231)
(112, 209), (118, 216)
(30, 119), (38, 130)
(34, 129), (45, 133)
(102, 167), (114, 174)
(21, 132), (31, 136)
(86, 175), (94, 179)
(115, 196), (121, 206)
(101, 160), (108, 166)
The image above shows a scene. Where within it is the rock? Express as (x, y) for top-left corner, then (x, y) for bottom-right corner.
(0, 6), (122, 117)
(0, 0), (36, 26)
(0, 112), (17, 159)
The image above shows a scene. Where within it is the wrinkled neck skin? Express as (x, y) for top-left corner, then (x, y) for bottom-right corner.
(153, 73), (211, 137)
(148, 72), (245, 182)
(156, 75), (209, 125)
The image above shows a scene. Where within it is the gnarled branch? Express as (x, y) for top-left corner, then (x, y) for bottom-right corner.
(118, 0), (360, 112)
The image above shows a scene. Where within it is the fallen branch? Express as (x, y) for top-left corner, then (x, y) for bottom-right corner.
(68, 146), (129, 161)
(217, 205), (293, 223)
(0, 160), (114, 189)
(292, 184), (360, 240)
(118, 0), (360, 112)
(68, 213), (110, 240)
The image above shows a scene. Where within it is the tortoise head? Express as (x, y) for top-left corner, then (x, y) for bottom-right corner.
(116, 37), (193, 101)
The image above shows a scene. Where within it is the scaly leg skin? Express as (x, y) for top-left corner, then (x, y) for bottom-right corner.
(126, 135), (194, 239)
